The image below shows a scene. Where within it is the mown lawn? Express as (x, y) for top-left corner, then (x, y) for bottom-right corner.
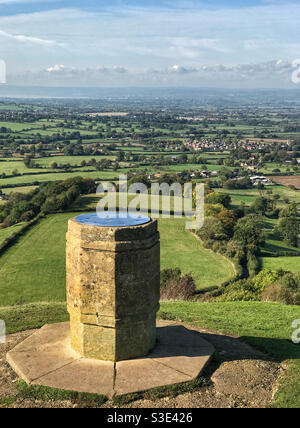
(0, 214), (235, 306)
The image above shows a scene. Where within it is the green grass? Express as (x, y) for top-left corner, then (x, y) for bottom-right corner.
(4, 186), (38, 195)
(158, 301), (300, 408)
(0, 170), (119, 186)
(0, 223), (25, 244)
(36, 155), (116, 167)
(0, 160), (48, 175)
(0, 121), (43, 131)
(0, 214), (235, 306)
(159, 218), (235, 289)
(219, 185), (300, 208)
(0, 302), (68, 334)
(261, 257), (300, 272)
(0, 214), (71, 305)
(17, 381), (107, 407)
(0, 397), (17, 408)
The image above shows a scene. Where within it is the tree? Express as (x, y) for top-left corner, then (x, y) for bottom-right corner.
(205, 192), (231, 208)
(233, 215), (265, 254)
(128, 175), (151, 189)
(49, 162), (58, 169)
(280, 202), (298, 219)
(275, 203), (299, 247)
(198, 216), (227, 242)
(24, 157), (35, 168)
(251, 196), (276, 216)
(217, 209), (237, 238)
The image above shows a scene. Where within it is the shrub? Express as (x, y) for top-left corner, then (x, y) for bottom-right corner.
(253, 269), (282, 292)
(160, 274), (196, 301)
(261, 283), (299, 305)
(205, 192), (231, 208)
(247, 251), (260, 278)
(160, 268), (182, 286)
(197, 216), (227, 242)
(281, 272), (300, 291)
(212, 240), (227, 255)
(216, 279), (259, 302)
(213, 269), (300, 305)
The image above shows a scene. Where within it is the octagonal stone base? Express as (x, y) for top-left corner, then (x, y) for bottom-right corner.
(6, 321), (215, 398)
(66, 217), (160, 362)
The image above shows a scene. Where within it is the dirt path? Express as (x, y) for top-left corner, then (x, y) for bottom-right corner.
(0, 324), (282, 408)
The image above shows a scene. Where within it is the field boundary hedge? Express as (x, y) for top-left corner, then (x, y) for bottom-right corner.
(261, 251), (300, 258)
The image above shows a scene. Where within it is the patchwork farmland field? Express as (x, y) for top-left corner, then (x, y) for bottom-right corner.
(271, 176), (300, 190)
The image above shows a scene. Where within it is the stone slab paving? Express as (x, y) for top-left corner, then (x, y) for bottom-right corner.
(7, 321), (215, 398)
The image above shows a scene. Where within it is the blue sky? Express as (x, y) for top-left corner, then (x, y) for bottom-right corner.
(0, 0), (299, 87)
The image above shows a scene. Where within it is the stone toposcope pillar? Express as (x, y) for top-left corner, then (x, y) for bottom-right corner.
(66, 212), (160, 362)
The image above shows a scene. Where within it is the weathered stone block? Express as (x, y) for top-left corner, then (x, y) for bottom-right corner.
(66, 216), (160, 362)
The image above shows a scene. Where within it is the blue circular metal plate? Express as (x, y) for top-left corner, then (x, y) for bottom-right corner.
(75, 212), (151, 227)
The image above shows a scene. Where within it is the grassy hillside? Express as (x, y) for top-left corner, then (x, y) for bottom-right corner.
(159, 218), (235, 287)
(0, 213), (235, 306)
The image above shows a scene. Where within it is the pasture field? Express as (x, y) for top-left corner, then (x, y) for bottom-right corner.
(159, 218), (235, 288)
(0, 122), (43, 131)
(0, 170), (119, 186)
(0, 160), (50, 175)
(0, 213), (235, 306)
(0, 104), (23, 111)
(3, 186), (37, 194)
(260, 256), (300, 272)
(260, 163), (293, 174)
(36, 155), (116, 167)
(219, 186), (300, 207)
(218, 187), (260, 207)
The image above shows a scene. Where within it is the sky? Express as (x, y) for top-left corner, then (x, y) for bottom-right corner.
(0, 0), (300, 88)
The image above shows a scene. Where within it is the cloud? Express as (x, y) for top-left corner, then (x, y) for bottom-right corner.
(9, 64), (130, 86)
(0, 29), (64, 47)
(45, 64), (128, 76)
(1, 2), (300, 88)
(7, 60), (297, 88)
(148, 60), (295, 77)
